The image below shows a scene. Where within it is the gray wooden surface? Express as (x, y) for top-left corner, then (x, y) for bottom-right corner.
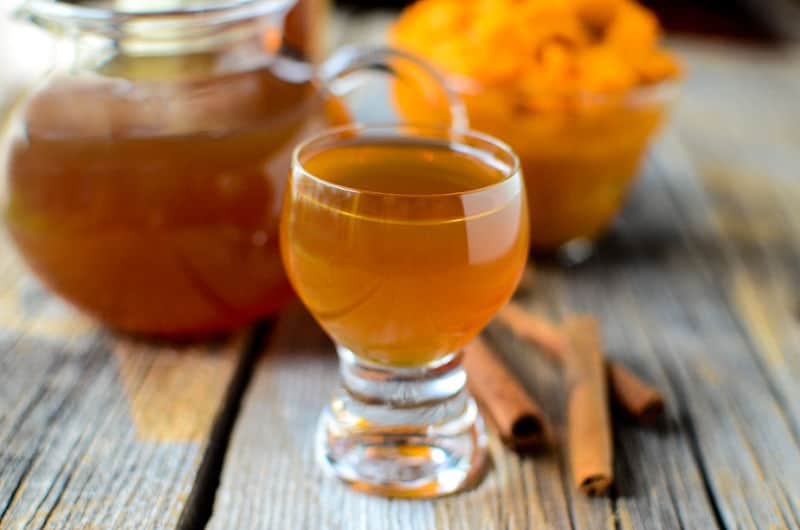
(1, 15), (800, 530)
(0, 234), (251, 529)
(207, 39), (800, 530)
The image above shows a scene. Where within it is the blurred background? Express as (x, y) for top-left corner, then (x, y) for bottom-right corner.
(2, 0), (799, 114)
(332, 0), (800, 42)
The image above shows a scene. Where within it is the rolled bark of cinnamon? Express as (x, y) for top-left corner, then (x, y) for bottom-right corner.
(497, 303), (569, 360)
(608, 363), (664, 424)
(496, 303), (664, 424)
(463, 337), (550, 451)
(563, 317), (613, 495)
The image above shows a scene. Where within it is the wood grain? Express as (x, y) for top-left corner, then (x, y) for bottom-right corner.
(1, 15), (798, 527)
(209, 38), (800, 529)
(0, 236), (249, 529)
(209, 304), (582, 530)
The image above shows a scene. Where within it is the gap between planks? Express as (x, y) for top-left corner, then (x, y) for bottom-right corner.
(177, 322), (274, 530)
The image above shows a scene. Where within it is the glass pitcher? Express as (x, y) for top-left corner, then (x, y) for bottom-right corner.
(1, 0), (463, 338)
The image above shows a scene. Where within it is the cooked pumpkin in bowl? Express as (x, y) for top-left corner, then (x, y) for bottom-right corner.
(392, 0), (681, 253)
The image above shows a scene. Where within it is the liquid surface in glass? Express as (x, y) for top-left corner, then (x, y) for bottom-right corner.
(4, 58), (345, 336)
(282, 139), (529, 366)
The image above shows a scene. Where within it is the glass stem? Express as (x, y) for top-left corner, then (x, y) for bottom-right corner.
(338, 347), (467, 410)
(317, 346), (488, 498)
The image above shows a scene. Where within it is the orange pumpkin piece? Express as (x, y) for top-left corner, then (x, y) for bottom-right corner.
(392, 0), (680, 95)
(391, 0), (681, 250)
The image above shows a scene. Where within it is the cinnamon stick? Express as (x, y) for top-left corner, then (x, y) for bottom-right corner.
(607, 363), (664, 424)
(497, 303), (569, 361)
(463, 337), (550, 450)
(496, 302), (664, 423)
(563, 317), (613, 495)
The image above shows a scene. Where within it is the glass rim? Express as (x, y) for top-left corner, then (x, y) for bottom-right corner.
(291, 123), (522, 200)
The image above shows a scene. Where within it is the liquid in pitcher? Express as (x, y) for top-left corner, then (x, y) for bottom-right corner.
(4, 59), (346, 336)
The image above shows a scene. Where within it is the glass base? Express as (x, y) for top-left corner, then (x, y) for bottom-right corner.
(316, 347), (488, 498)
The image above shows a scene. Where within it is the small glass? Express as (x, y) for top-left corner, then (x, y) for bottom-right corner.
(280, 124), (529, 497)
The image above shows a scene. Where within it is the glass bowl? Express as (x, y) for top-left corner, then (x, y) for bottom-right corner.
(395, 75), (680, 257)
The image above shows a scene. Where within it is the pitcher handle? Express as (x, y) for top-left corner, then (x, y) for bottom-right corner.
(319, 45), (468, 130)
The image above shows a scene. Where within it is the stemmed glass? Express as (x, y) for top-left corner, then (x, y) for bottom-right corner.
(280, 123), (529, 497)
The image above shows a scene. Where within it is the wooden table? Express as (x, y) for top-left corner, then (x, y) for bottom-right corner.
(2, 33), (800, 529)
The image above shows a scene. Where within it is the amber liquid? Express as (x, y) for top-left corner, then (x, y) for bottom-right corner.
(281, 140), (529, 366)
(3, 59), (345, 336)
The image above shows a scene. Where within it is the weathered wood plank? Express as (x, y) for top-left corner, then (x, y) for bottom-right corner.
(670, 42), (800, 442)
(209, 39), (800, 530)
(0, 237), (249, 529)
(209, 274), (725, 530)
(487, 271), (722, 530)
(564, 131), (800, 529)
(209, 304), (582, 530)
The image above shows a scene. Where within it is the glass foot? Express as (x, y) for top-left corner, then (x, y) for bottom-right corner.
(316, 347), (488, 498)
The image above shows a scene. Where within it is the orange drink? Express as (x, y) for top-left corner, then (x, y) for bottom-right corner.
(280, 124), (527, 498)
(281, 133), (528, 366)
